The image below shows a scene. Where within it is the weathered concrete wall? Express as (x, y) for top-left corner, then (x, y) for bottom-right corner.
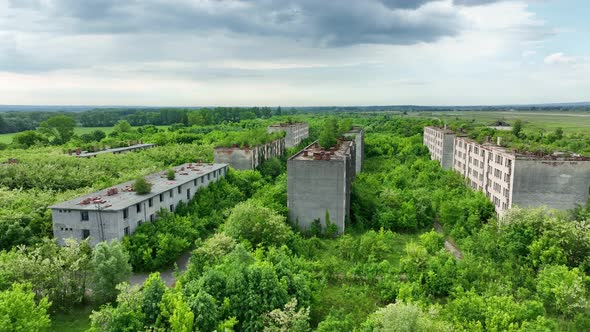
(344, 129), (364, 173)
(214, 138), (286, 170)
(441, 134), (455, 170)
(52, 167), (227, 246)
(512, 159), (590, 211)
(268, 123), (309, 148)
(287, 141), (355, 234)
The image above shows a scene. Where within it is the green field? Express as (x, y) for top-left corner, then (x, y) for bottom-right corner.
(421, 110), (590, 133)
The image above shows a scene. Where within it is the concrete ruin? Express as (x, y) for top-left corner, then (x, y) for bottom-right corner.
(267, 122), (309, 148)
(344, 127), (365, 173)
(287, 139), (356, 234)
(424, 126), (590, 216)
(50, 163), (228, 246)
(213, 138), (286, 170)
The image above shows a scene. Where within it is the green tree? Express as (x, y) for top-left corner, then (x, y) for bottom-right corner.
(224, 201), (292, 247)
(133, 177), (153, 195)
(0, 283), (51, 332)
(536, 265), (588, 317)
(167, 169), (176, 180)
(362, 302), (452, 332)
(91, 240), (132, 303)
(12, 130), (49, 148)
(512, 119), (523, 138)
(554, 127), (564, 140)
(38, 114), (76, 144)
(113, 120), (132, 134)
(318, 118), (339, 149)
(264, 298), (310, 332)
(187, 291), (219, 332)
(88, 283), (144, 332)
(142, 273), (167, 328)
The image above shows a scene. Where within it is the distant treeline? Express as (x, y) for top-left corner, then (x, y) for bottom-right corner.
(0, 107), (294, 134)
(2, 104), (590, 134)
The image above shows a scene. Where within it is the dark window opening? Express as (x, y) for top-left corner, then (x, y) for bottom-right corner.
(170, 204), (174, 211)
(159, 194), (164, 202)
(123, 208), (128, 219)
(148, 198), (153, 207)
(124, 226), (130, 236)
(82, 229), (90, 239)
(81, 211), (89, 221)
(187, 189), (190, 200)
(136, 203), (141, 213)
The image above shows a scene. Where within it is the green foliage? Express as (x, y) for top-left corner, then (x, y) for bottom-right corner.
(133, 177), (152, 195)
(513, 119), (523, 137)
(12, 130), (49, 148)
(0, 239), (92, 311)
(141, 273), (167, 328)
(224, 201), (292, 247)
(536, 265), (588, 317)
(91, 240), (132, 304)
(39, 114), (76, 144)
(361, 302), (452, 332)
(166, 169), (176, 180)
(88, 283), (144, 332)
(264, 298), (311, 332)
(0, 283), (51, 332)
(113, 120), (132, 134)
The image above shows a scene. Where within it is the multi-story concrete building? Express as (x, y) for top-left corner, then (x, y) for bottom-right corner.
(267, 122), (309, 148)
(214, 138), (285, 170)
(344, 127), (365, 173)
(287, 139), (355, 234)
(453, 136), (590, 216)
(50, 163), (228, 246)
(423, 126), (456, 169)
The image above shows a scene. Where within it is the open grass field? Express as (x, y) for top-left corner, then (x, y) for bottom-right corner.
(419, 110), (590, 133)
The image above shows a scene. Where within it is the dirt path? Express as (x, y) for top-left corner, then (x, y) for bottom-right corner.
(433, 221), (463, 259)
(129, 250), (192, 287)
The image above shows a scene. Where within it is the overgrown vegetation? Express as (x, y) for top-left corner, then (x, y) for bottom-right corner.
(0, 113), (588, 331)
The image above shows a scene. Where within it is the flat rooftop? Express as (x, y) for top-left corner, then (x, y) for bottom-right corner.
(425, 126), (455, 135)
(289, 140), (353, 161)
(73, 143), (155, 158)
(50, 163), (227, 211)
(268, 122), (307, 128)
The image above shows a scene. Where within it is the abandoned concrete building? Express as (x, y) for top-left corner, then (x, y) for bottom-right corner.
(214, 138), (285, 170)
(267, 122), (309, 148)
(50, 163), (228, 246)
(287, 139), (356, 234)
(344, 127), (365, 173)
(453, 136), (590, 216)
(423, 127), (590, 216)
(423, 126), (455, 169)
(69, 143), (155, 158)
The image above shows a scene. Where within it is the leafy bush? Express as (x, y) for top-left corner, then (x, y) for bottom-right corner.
(133, 177), (152, 195)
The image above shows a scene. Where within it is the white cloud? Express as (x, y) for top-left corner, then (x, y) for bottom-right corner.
(544, 52), (576, 65)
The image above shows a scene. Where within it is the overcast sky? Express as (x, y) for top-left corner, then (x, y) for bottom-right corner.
(0, 0), (588, 106)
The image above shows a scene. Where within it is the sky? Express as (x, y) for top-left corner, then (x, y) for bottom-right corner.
(0, 0), (588, 106)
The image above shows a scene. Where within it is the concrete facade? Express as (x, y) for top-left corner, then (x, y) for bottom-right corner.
(344, 127), (365, 173)
(50, 163), (228, 246)
(423, 126), (455, 169)
(287, 140), (355, 234)
(214, 138), (286, 170)
(267, 123), (309, 148)
(453, 136), (590, 216)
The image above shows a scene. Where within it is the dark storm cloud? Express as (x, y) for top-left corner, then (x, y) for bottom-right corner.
(6, 0), (465, 46)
